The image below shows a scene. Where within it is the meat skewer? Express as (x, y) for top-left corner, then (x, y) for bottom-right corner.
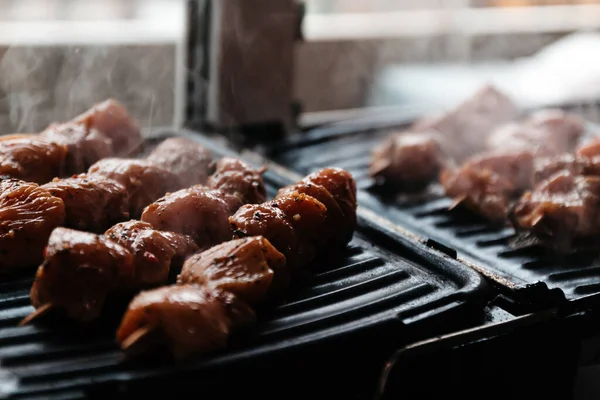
(440, 109), (585, 221)
(370, 85), (518, 189)
(24, 158), (267, 322)
(0, 137), (212, 274)
(116, 168), (357, 360)
(510, 138), (600, 251)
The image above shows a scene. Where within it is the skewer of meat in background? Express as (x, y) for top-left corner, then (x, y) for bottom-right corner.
(0, 99), (142, 185)
(510, 137), (600, 252)
(369, 85), (519, 190)
(24, 157), (267, 323)
(0, 137), (212, 274)
(440, 109), (585, 221)
(116, 167), (357, 360)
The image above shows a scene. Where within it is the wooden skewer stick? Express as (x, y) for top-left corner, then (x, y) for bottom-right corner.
(448, 195), (467, 211)
(18, 303), (55, 327)
(120, 326), (161, 358)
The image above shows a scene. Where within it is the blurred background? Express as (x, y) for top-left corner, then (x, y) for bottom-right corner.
(1, 0), (600, 134)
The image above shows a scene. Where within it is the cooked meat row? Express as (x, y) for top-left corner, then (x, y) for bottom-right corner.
(370, 85), (519, 189)
(511, 139), (600, 251)
(0, 137), (212, 274)
(0, 99), (142, 185)
(27, 157), (267, 322)
(115, 167), (357, 360)
(440, 109), (585, 221)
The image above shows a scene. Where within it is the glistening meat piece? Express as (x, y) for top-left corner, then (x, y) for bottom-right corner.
(141, 187), (239, 249)
(40, 122), (112, 175)
(0, 138), (67, 184)
(370, 85), (518, 189)
(72, 99), (142, 156)
(440, 151), (534, 221)
(512, 172), (600, 251)
(117, 285), (255, 360)
(147, 137), (213, 188)
(141, 158), (266, 247)
(0, 179), (65, 273)
(106, 220), (199, 288)
(206, 157), (267, 204)
(42, 174), (129, 233)
(30, 228), (134, 321)
(230, 168), (357, 271)
(88, 158), (178, 217)
(178, 235), (288, 304)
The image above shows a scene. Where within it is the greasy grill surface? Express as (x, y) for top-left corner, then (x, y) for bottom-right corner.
(269, 124), (600, 311)
(0, 130), (487, 399)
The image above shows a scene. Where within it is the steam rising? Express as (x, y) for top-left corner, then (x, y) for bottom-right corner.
(0, 43), (178, 136)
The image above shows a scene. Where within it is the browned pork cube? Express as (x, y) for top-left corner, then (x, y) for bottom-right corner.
(30, 227), (134, 321)
(0, 178), (65, 272)
(42, 174), (129, 232)
(206, 157), (267, 205)
(105, 220), (199, 288)
(0, 138), (67, 184)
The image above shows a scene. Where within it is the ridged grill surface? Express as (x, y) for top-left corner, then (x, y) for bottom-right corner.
(0, 130), (485, 399)
(270, 127), (600, 305)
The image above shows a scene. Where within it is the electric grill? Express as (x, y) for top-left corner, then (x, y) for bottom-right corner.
(0, 130), (490, 399)
(267, 113), (600, 315)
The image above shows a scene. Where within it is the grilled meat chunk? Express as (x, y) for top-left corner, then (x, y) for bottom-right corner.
(231, 168), (357, 271)
(142, 186), (238, 249)
(369, 132), (444, 190)
(40, 123), (112, 175)
(106, 221), (199, 288)
(206, 157), (267, 205)
(179, 236), (288, 304)
(0, 179), (65, 272)
(117, 285), (255, 360)
(88, 158), (178, 217)
(370, 85), (518, 188)
(142, 158), (266, 247)
(42, 174), (129, 232)
(512, 172), (600, 251)
(0, 138), (67, 184)
(72, 99), (142, 156)
(441, 151), (535, 221)
(147, 137), (212, 188)
(30, 228), (135, 321)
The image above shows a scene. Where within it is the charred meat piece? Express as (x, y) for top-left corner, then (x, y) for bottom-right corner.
(42, 174), (129, 232)
(206, 157), (267, 205)
(369, 132), (444, 190)
(30, 228), (134, 321)
(512, 172), (600, 251)
(106, 221), (199, 288)
(147, 137), (212, 188)
(72, 99), (142, 156)
(533, 154), (587, 185)
(231, 194), (328, 271)
(141, 186), (238, 249)
(301, 167), (357, 246)
(0, 179), (65, 273)
(231, 168), (357, 271)
(117, 285), (254, 360)
(441, 151), (535, 221)
(40, 122), (112, 175)
(370, 85), (518, 189)
(0, 138), (67, 184)
(178, 236), (288, 304)
(88, 158), (178, 217)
